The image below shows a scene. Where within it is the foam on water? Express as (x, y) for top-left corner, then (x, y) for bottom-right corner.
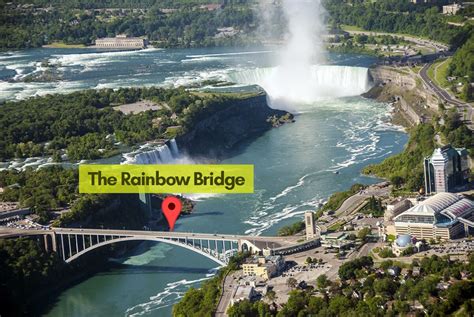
(125, 269), (219, 316)
(113, 242), (220, 316)
(227, 65), (372, 108)
(48, 47), (161, 72)
(118, 243), (172, 266)
(181, 50), (272, 63)
(186, 50), (273, 59)
(241, 99), (401, 236)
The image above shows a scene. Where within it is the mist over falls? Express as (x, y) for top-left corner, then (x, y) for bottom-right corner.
(249, 0), (372, 109)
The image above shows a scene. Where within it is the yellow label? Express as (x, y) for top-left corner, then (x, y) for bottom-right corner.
(79, 164), (254, 194)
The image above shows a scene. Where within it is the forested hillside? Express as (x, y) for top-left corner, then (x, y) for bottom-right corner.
(324, 0), (472, 48)
(0, 0), (255, 49)
(2, 0), (474, 50)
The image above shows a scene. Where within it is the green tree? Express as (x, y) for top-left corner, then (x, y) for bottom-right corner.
(317, 274), (330, 290)
(357, 227), (371, 241)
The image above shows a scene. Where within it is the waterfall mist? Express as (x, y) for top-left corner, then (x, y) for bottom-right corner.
(279, 0), (325, 71)
(251, 0), (371, 110)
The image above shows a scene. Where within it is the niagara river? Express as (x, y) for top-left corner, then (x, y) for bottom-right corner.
(0, 47), (407, 316)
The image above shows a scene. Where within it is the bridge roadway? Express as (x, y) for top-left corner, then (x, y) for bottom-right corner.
(0, 227), (293, 248)
(0, 227), (308, 265)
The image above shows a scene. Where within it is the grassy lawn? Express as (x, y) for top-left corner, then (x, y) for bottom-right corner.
(339, 25), (436, 43)
(328, 222), (344, 232)
(427, 61), (437, 82)
(43, 42), (86, 48)
(427, 58), (452, 89)
(411, 65), (423, 74)
(434, 58), (451, 88)
(340, 24), (365, 32)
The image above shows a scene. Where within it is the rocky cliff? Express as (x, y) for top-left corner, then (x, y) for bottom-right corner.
(176, 91), (292, 158)
(369, 66), (417, 89)
(365, 66), (439, 127)
(367, 66), (439, 109)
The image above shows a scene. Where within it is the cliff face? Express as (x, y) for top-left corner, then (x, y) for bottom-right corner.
(369, 66), (417, 90)
(176, 92), (291, 158)
(367, 66), (439, 109)
(365, 66), (438, 127)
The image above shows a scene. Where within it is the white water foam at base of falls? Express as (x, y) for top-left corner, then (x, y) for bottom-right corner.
(226, 65), (372, 111)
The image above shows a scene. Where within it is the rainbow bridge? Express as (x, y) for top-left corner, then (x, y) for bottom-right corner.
(0, 227), (319, 266)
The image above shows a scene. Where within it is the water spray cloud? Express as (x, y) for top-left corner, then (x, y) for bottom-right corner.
(242, 0), (371, 110)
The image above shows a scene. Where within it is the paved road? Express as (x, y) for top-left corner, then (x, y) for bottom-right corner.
(0, 227), (292, 246)
(335, 194), (369, 217)
(345, 30), (449, 52)
(349, 242), (384, 260)
(420, 63), (473, 128)
(335, 186), (390, 217)
(215, 271), (241, 317)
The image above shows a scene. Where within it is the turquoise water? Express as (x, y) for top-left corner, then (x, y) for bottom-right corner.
(0, 47), (407, 316)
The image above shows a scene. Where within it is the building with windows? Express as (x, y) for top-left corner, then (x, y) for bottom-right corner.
(393, 193), (474, 240)
(385, 198), (412, 222)
(242, 255), (284, 280)
(443, 3), (462, 15)
(230, 285), (256, 306)
(423, 145), (469, 195)
(305, 211), (318, 240)
(95, 34), (148, 49)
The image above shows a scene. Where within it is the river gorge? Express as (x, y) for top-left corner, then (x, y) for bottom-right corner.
(0, 47), (408, 316)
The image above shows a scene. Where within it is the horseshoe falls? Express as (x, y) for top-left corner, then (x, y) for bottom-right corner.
(227, 65), (372, 109)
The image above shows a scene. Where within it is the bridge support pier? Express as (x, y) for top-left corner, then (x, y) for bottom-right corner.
(51, 232), (57, 252)
(60, 234), (65, 261)
(68, 235), (72, 257)
(43, 235), (49, 252)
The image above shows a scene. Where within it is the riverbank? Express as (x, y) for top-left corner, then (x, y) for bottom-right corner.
(42, 42), (87, 48)
(176, 91), (293, 159)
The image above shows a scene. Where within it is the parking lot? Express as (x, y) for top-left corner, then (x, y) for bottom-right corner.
(267, 261), (332, 305)
(425, 240), (474, 255)
(3, 218), (49, 230)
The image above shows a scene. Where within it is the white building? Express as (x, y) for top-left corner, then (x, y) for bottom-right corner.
(230, 285), (255, 306)
(95, 34), (148, 49)
(443, 4), (462, 15)
(394, 193), (474, 240)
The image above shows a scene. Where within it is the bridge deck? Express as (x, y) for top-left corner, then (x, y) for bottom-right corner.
(0, 227), (294, 248)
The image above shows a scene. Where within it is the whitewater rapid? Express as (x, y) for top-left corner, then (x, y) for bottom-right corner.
(0, 48), (374, 103)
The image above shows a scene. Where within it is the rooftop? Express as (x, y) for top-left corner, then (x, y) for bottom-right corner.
(0, 202), (20, 212)
(394, 193), (474, 224)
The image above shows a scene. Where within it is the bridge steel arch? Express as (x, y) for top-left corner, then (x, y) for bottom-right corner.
(0, 228), (297, 265)
(65, 236), (230, 265)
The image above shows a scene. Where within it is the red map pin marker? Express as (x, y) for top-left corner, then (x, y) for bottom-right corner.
(162, 196), (182, 231)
